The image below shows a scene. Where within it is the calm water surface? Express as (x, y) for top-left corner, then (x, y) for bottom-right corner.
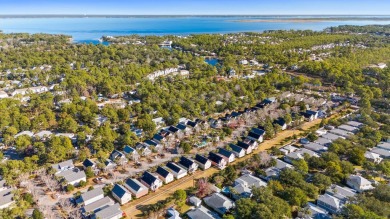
(1, 16), (390, 43)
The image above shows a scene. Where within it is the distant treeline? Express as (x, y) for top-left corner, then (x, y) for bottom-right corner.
(328, 24), (390, 35)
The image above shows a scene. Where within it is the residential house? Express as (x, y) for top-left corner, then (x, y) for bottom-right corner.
(141, 171), (163, 191)
(82, 197), (115, 217)
(57, 169), (87, 186)
(167, 126), (180, 134)
(229, 144), (246, 158)
(243, 138), (258, 150)
(166, 162), (188, 179)
(306, 110), (319, 120)
(208, 118), (222, 129)
(34, 130), (53, 140)
(176, 123), (190, 133)
(109, 150), (127, 164)
(156, 166), (174, 184)
(217, 148), (235, 163)
(284, 148), (319, 164)
(280, 145), (299, 155)
(83, 159), (96, 169)
(152, 134), (165, 143)
(314, 137), (332, 147)
(247, 132), (263, 143)
(14, 131), (34, 138)
(189, 196), (202, 208)
(338, 125), (359, 133)
(346, 121), (363, 128)
(303, 142), (328, 153)
(364, 151), (383, 163)
(377, 142), (390, 151)
(208, 152), (227, 169)
(194, 154), (212, 170)
(329, 128), (353, 138)
(104, 159), (117, 170)
(275, 158), (294, 170)
(250, 127), (266, 142)
(325, 184), (356, 203)
(166, 207), (182, 219)
(111, 184), (132, 205)
(346, 175), (374, 192)
(51, 159), (74, 175)
(236, 141), (253, 154)
(274, 118), (287, 130)
(234, 174), (267, 189)
(321, 133), (345, 141)
(91, 203), (123, 219)
(204, 193), (235, 215)
(178, 156), (198, 173)
(135, 143), (152, 156)
(186, 120), (198, 130)
(123, 145), (138, 157)
(187, 205), (221, 219)
(301, 112), (315, 121)
(124, 178), (148, 198)
(298, 203), (330, 219)
(371, 147), (390, 158)
(317, 194), (343, 214)
(80, 188), (104, 206)
(144, 139), (162, 151)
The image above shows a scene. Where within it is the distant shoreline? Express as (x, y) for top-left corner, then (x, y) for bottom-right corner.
(234, 17), (390, 23)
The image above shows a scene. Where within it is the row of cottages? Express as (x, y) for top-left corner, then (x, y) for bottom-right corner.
(147, 67), (179, 80)
(10, 86), (49, 97)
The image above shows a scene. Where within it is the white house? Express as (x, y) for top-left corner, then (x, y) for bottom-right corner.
(156, 166), (174, 184)
(80, 188), (104, 206)
(346, 175), (374, 192)
(218, 148), (235, 163)
(364, 151), (382, 164)
(166, 162), (188, 179)
(194, 154), (212, 170)
(141, 171), (163, 191)
(111, 184), (132, 205)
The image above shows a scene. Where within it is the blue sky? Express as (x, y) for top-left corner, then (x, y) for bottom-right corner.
(0, 0), (389, 15)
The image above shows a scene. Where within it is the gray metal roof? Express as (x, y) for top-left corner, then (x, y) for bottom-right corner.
(92, 203), (122, 219)
(83, 196), (114, 213)
(81, 188), (104, 203)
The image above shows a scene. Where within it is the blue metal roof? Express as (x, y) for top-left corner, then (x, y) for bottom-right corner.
(141, 172), (158, 186)
(208, 152), (223, 163)
(123, 145), (135, 154)
(83, 159), (94, 167)
(229, 144), (244, 153)
(251, 128), (265, 135)
(166, 162), (182, 173)
(179, 156), (194, 168)
(195, 154), (209, 164)
(125, 178), (141, 191)
(237, 141), (250, 149)
(218, 148), (233, 158)
(156, 166), (171, 178)
(112, 184), (127, 198)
